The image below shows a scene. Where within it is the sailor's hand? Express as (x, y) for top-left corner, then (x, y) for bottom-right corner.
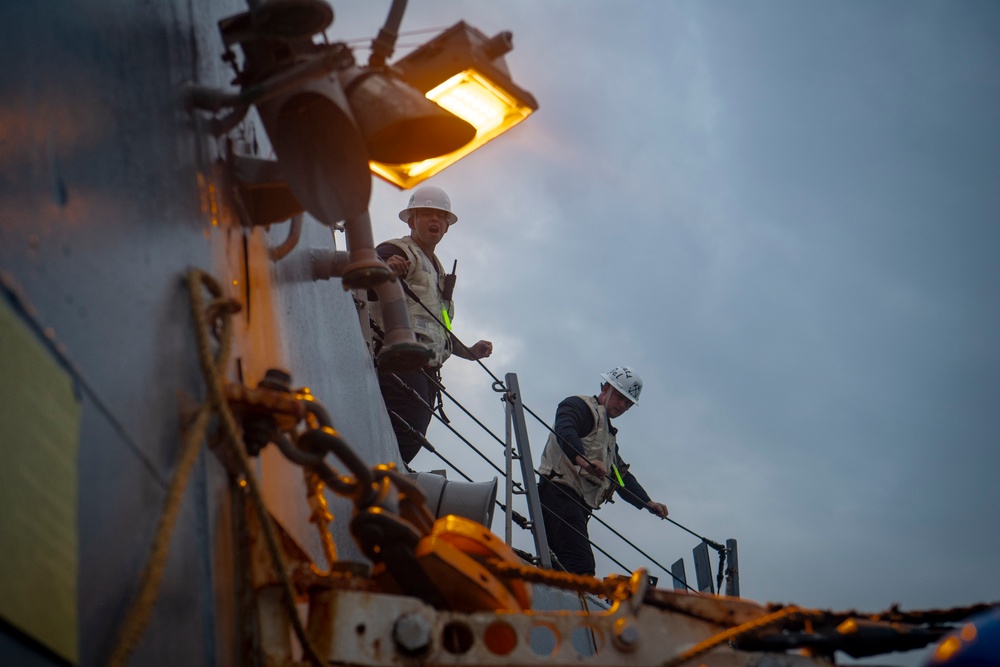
(645, 501), (669, 519)
(385, 255), (410, 277)
(468, 340), (493, 359)
(590, 460), (608, 479)
(575, 454), (608, 479)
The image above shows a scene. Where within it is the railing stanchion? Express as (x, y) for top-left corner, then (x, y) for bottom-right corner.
(505, 372), (551, 569)
(504, 397), (514, 545)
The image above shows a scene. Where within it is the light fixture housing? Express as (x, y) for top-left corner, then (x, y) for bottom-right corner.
(371, 21), (539, 189)
(339, 66), (476, 165)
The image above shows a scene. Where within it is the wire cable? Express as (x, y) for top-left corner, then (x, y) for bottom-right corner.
(386, 372), (521, 490)
(423, 371), (508, 451)
(368, 257), (723, 589)
(395, 372), (691, 589)
(389, 411), (530, 531)
(376, 304), (707, 588)
(534, 472), (695, 592)
(339, 26), (452, 47)
(522, 401), (725, 550)
(408, 357), (709, 589)
(392, 405), (623, 567)
(393, 276), (508, 389)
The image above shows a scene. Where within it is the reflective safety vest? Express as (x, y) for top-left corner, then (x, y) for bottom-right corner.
(539, 395), (626, 510)
(373, 235), (454, 367)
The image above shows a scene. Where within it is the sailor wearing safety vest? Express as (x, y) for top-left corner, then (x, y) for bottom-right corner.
(538, 366), (669, 576)
(371, 186), (493, 464)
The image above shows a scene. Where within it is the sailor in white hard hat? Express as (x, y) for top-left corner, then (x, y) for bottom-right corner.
(370, 185), (493, 464)
(537, 366), (669, 576)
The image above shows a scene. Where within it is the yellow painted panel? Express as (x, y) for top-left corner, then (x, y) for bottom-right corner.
(0, 298), (81, 664)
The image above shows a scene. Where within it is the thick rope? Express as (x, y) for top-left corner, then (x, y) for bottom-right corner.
(185, 270), (327, 667)
(660, 605), (821, 667)
(104, 406), (214, 666)
(106, 270), (327, 667)
(105, 272), (236, 667)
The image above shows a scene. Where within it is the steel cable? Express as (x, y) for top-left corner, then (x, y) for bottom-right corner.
(386, 372), (524, 492)
(390, 411), (613, 556)
(522, 401), (726, 549)
(389, 411), (530, 530)
(374, 270), (721, 589)
(400, 372), (692, 590)
(381, 337), (707, 587)
(532, 468), (695, 591)
(393, 277), (508, 389)
(422, 370), (508, 450)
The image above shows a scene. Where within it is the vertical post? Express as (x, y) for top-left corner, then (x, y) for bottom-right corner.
(504, 398), (514, 545)
(724, 538), (740, 597)
(670, 558), (688, 591)
(504, 372), (551, 569)
(693, 541), (715, 594)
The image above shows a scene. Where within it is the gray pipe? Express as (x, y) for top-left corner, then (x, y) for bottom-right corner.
(341, 210), (393, 289)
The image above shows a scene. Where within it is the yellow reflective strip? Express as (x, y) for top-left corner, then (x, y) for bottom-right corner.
(613, 464), (624, 487)
(441, 308), (452, 331)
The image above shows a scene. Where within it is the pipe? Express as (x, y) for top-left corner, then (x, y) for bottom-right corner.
(370, 279), (435, 372)
(341, 210), (393, 288)
(310, 249), (351, 281)
(308, 243), (432, 372)
(368, 0), (408, 68)
(372, 279), (414, 346)
(268, 214), (303, 261)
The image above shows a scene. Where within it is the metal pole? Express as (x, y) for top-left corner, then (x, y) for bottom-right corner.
(504, 397), (514, 546)
(504, 372), (551, 569)
(725, 538), (740, 597)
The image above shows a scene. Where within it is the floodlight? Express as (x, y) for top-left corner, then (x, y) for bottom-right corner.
(372, 22), (539, 189)
(338, 66), (476, 165)
(189, 3), (535, 289)
(198, 9), (483, 228)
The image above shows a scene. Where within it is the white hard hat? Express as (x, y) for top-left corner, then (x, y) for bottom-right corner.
(398, 185), (458, 225)
(600, 366), (642, 404)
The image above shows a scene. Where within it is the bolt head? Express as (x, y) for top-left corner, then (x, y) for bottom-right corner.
(613, 619), (639, 651)
(394, 613), (432, 654)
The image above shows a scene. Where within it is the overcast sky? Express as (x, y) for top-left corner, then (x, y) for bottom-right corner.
(328, 3), (999, 664)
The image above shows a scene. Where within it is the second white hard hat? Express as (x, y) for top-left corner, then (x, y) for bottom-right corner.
(398, 185), (458, 225)
(600, 366), (642, 404)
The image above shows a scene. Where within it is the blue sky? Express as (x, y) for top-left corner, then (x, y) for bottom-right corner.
(329, 3), (1000, 664)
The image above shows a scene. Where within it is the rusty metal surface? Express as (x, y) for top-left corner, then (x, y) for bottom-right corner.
(644, 588), (773, 627)
(315, 588), (833, 667)
(226, 382), (308, 432)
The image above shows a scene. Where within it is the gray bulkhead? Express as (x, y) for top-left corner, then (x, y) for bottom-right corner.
(1, 1), (403, 664)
